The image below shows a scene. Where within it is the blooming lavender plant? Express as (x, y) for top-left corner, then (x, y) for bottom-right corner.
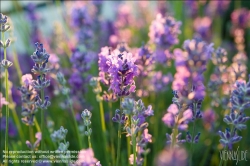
(218, 76), (250, 150)
(1, 13), (12, 164)
(51, 126), (70, 163)
(81, 109), (93, 148)
(19, 74), (37, 125)
(162, 37), (213, 166)
(30, 42), (51, 150)
(117, 98), (153, 166)
(56, 72), (82, 148)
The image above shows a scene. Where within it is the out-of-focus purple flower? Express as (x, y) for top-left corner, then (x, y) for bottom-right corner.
(203, 109), (216, 130)
(98, 47), (112, 73)
(173, 38), (214, 101)
(149, 14), (181, 49)
(69, 72), (87, 94)
(70, 49), (95, 73)
(156, 147), (187, 166)
(76, 148), (98, 166)
(205, 1), (230, 17)
(26, 3), (41, 44)
(150, 71), (172, 92)
(0, 117), (17, 137)
(231, 8), (250, 29)
(185, 0), (198, 18)
(149, 14), (181, 64)
(71, 5), (92, 28)
(193, 17), (212, 41)
(134, 44), (156, 97)
(115, 3), (133, 28)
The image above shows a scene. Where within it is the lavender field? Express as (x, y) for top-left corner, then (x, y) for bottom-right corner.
(0, 1), (250, 166)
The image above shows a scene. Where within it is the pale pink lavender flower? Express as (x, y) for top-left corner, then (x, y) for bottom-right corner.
(156, 147), (187, 166)
(26, 132), (42, 150)
(75, 148), (100, 166)
(162, 104), (193, 130)
(0, 92), (8, 109)
(203, 109), (216, 130)
(193, 17), (212, 41)
(231, 8), (250, 29)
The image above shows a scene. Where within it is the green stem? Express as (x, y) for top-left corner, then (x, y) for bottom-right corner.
(127, 130), (131, 160)
(34, 117), (41, 132)
(143, 154), (147, 166)
(189, 103), (197, 166)
(12, 47), (22, 82)
(116, 122), (122, 166)
(99, 100), (109, 164)
(87, 126), (92, 148)
(2, 31), (10, 166)
(108, 102), (116, 166)
(99, 101), (107, 132)
(29, 125), (34, 143)
(219, 159), (224, 166)
(67, 95), (82, 149)
(116, 98), (123, 166)
(41, 88), (45, 150)
(131, 116), (137, 166)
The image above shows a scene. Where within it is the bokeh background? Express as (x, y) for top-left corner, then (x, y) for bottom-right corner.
(1, 0), (250, 166)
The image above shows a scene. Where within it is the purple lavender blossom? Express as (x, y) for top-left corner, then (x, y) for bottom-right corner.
(19, 74), (37, 125)
(98, 46), (139, 97)
(218, 76), (250, 150)
(218, 128), (242, 150)
(156, 147), (187, 166)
